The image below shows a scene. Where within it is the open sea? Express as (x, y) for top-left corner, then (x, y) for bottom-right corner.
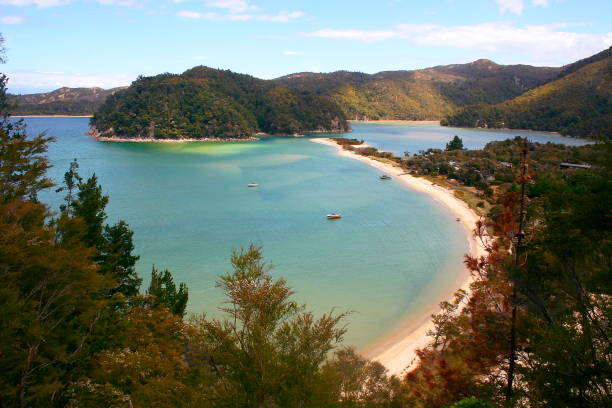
(21, 118), (590, 349)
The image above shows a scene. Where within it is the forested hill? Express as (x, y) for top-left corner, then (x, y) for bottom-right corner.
(273, 60), (560, 120)
(9, 86), (125, 116)
(90, 67), (350, 140)
(441, 48), (612, 138)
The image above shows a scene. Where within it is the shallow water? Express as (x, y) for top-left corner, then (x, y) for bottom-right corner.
(21, 118), (583, 349)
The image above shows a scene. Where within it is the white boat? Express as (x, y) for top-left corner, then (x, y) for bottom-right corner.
(247, 183), (259, 187)
(327, 213), (342, 219)
(379, 175), (392, 180)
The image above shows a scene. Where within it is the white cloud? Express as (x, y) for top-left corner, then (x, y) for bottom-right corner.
(177, 9), (303, 22)
(0, 0), (69, 7)
(6, 71), (133, 93)
(1, 15), (25, 24)
(257, 11), (303, 22)
(177, 11), (250, 20)
(306, 28), (400, 43)
(495, 0), (524, 15)
(533, 0), (549, 6)
(304, 23), (612, 65)
(207, 0), (257, 13)
(97, 0), (141, 6)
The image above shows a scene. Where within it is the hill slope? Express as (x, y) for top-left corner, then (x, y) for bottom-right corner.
(9, 87), (125, 115)
(274, 60), (560, 120)
(441, 50), (611, 138)
(91, 67), (350, 140)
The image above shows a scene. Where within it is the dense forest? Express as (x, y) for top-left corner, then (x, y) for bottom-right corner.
(90, 67), (350, 140)
(441, 47), (612, 138)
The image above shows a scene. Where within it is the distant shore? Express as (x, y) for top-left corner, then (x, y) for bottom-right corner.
(350, 119), (440, 124)
(310, 138), (486, 377)
(94, 136), (259, 143)
(11, 115), (93, 118)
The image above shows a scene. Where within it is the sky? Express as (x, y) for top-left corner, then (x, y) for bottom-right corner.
(1, 0), (611, 94)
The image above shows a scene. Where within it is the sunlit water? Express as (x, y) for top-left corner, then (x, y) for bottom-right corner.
(19, 118), (589, 349)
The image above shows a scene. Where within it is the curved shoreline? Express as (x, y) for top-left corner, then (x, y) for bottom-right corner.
(310, 137), (486, 377)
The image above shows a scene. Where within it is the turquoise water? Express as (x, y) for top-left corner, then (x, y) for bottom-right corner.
(349, 121), (591, 156)
(21, 118), (584, 349)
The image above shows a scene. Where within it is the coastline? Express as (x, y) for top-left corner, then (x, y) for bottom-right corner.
(93, 136), (259, 143)
(310, 137), (486, 377)
(11, 114), (94, 118)
(350, 120), (440, 124)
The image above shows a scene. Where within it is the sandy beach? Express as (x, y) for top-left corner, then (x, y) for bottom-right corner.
(310, 137), (486, 377)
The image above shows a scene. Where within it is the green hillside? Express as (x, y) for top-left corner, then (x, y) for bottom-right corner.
(274, 60), (560, 120)
(91, 67), (350, 140)
(442, 50), (612, 138)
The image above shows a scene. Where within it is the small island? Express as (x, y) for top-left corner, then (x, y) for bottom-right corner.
(89, 66), (351, 141)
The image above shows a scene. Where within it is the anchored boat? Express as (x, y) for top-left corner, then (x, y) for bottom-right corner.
(379, 175), (392, 180)
(247, 183), (259, 187)
(327, 214), (342, 220)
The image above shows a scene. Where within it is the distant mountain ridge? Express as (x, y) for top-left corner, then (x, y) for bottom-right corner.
(11, 59), (560, 120)
(441, 48), (612, 138)
(8, 49), (610, 138)
(9, 87), (126, 115)
(273, 60), (560, 121)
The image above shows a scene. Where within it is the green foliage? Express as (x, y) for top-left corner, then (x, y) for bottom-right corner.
(0, 76), (54, 202)
(71, 173), (109, 248)
(326, 347), (403, 407)
(147, 266), (188, 317)
(446, 397), (495, 408)
(191, 244), (349, 407)
(91, 67), (350, 139)
(446, 135), (465, 151)
(100, 220), (142, 300)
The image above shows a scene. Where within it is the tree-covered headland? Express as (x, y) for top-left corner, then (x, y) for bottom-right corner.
(90, 67), (350, 140)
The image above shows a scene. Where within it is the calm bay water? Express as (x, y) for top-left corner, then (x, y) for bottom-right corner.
(21, 117), (588, 349)
(350, 121), (591, 156)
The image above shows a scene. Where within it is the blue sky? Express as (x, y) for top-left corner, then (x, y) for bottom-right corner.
(1, 0), (610, 93)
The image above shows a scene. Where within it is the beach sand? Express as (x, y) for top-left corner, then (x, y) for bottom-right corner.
(310, 137), (486, 377)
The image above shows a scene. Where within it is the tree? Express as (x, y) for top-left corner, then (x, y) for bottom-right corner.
(325, 347), (402, 407)
(100, 220), (142, 300)
(57, 162), (142, 302)
(191, 245), (348, 407)
(71, 173), (109, 249)
(446, 135), (465, 151)
(147, 266), (188, 317)
(56, 158), (82, 213)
